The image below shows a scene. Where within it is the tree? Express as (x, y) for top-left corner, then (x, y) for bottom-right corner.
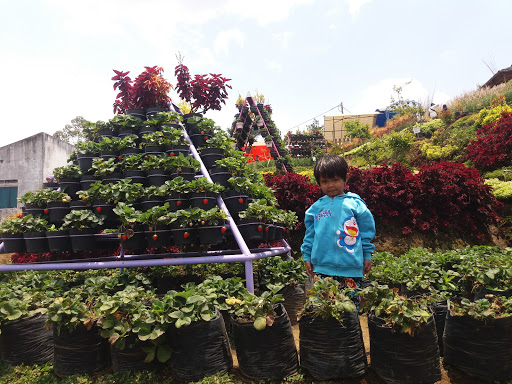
(344, 119), (370, 140)
(53, 116), (88, 144)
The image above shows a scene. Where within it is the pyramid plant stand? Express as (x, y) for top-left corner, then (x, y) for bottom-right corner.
(0, 121), (291, 293)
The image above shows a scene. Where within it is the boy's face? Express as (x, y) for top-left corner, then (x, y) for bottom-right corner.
(319, 175), (345, 198)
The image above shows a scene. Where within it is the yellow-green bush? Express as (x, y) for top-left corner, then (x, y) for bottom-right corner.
(419, 142), (458, 161)
(477, 103), (512, 127)
(486, 178), (512, 201)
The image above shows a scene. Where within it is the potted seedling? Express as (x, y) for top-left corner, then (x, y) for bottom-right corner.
(191, 207), (227, 245)
(141, 154), (170, 187)
(140, 203), (174, 247)
(298, 277), (367, 380)
(22, 215), (50, 253)
(161, 176), (192, 212)
(226, 288), (298, 380)
(75, 141), (100, 173)
(52, 164), (82, 199)
(119, 153), (145, 183)
(113, 202), (145, 250)
(188, 177), (224, 210)
(111, 114), (144, 138)
(61, 209), (106, 252)
(91, 157), (122, 184)
(0, 214), (27, 253)
(168, 152), (200, 181)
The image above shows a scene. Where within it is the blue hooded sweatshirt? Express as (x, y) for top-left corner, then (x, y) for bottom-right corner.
(301, 192), (376, 278)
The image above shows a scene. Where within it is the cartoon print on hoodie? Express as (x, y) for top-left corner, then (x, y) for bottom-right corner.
(336, 216), (359, 253)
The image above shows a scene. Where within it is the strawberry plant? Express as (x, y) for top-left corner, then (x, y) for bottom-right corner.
(91, 158), (120, 177)
(358, 283), (432, 336)
(299, 278), (356, 323)
(52, 164), (82, 181)
(450, 296), (512, 320)
(257, 256), (307, 291)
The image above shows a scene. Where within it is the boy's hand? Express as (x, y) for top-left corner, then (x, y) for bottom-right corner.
(363, 260), (372, 276)
(304, 261), (314, 277)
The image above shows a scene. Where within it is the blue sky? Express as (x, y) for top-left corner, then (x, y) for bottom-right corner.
(1, 0), (510, 146)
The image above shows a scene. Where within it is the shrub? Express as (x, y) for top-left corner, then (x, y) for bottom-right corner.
(449, 81), (512, 114)
(466, 112), (512, 171)
(417, 161), (502, 240)
(347, 163), (420, 233)
(486, 178), (512, 202)
(263, 172), (322, 226)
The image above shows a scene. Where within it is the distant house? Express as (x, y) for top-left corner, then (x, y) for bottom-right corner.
(0, 133), (74, 220)
(482, 65), (512, 88)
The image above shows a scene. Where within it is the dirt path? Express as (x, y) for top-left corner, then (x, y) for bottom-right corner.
(230, 315), (482, 384)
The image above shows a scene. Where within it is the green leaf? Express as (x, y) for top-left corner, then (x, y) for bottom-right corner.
(156, 344), (172, 362)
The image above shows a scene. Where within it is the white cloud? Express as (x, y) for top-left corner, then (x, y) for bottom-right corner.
(215, 29), (245, 55)
(265, 60), (282, 72)
(272, 31), (293, 47)
(346, 0), (372, 17)
(350, 78), (448, 114)
(225, 0), (315, 25)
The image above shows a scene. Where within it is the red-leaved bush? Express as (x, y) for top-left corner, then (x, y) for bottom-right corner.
(265, 162), (501, 241)
(466, 112), (512, 171)
(347, 163), (422, 234)
(263, 172), (322, 227)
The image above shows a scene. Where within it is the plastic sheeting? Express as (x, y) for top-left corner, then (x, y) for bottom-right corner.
(0, 314), (53, 365)
(432, 300), (448, 356)
(232, 303), (298, 380)
(368, 314), (441, 384)
(167, 311), (232, 382)
(53, 325), (109, 377)
(299, 311), (367, 380)
(443, 310), (512, 381)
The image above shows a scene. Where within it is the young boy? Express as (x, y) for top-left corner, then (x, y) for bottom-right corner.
(301, 155), (375, 291)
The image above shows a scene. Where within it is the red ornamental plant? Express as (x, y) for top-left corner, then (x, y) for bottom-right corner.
(466, 112), (512, 171)
(263, 172), (322, 227)
(174, 55), (232, 114)
(112, 66), (173, 114)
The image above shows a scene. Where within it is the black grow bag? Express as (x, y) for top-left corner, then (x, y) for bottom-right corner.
(167, 311), (232, 382)
(232, 303), (298, 381)
(278, 284), (305, 326)
(53, 324), (108, 377)
(368, 314), (441, 384)
(443, 309), (512, 381)
(110, 338), (158, 373)
(299, 311), (367, 380)
(0, 314), (53, 365)
(432, 300), (448, 356)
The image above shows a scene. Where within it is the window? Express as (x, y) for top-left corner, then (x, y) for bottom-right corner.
(0, 187), (18, 208)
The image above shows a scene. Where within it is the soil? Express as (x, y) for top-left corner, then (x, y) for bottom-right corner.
(229, 316), (483, 384)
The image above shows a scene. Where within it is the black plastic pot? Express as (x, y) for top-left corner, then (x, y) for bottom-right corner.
(119, 147), (142, 156)
(123, 170), (146, 186)
(92, 200), (118, 224)
(69, 200), (90, 211)
(46, 230), (71, 252)
(183, 113), (203, 131)
(58, 178), (81, 200)
(102, 172), (123, 185)
(165, 193), (190, 212)
(48, 202), (71, 224)
(189, 133), (211, 148)
(80, 174), (98, 191)
(126, 109), (145, 121)
(196, 225), (225, 245)
(190, 192), (218, 210)
(99, 150), (118, 161)
(140, 195), (165, 212)
(171, 227), (195, 245)
(199, 148), (224, 169)
(166, 144), (189, 158)
(169, 167), (196, 182)
(145, 227), (173, 248)
(23, 232), (49, 253)
(222, 193), (248, 217)
(209, 168), (231, 188)
(24, 203), (45, 217)
(69, 228), (97, 252)
(144, 145), (164, 155)
(121, 231), (146, 250)
(236, 219), (264, 242)
(77, 152), (95, 173)
(140, 126), (158, 136)
(146, 169), (169, 187)
(145, 107), (167, 118)
(1, 233), (26, 253)
(110, 339), (158, 373)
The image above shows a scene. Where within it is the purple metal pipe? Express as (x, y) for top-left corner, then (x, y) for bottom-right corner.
(0, 242), (4, 254)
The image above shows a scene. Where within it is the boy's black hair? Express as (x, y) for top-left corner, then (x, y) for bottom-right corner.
(313, 155), (348, 184)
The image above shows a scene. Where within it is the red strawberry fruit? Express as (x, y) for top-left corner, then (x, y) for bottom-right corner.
(96, 207), (102, 213)
(153, 234), (158, 241)
(44, 209), (49, 214)
(203, 199), (208, 205)
(238, 198), (244, 204)
(121, 235), (127, 241)
(221, 227), (227, 233)
(176, 201), (182, 207)
(258, 225), (263, 232)
(118, 156), (123, 161)
(183, 232), (190, 239)
(169, 152), (175, 157)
